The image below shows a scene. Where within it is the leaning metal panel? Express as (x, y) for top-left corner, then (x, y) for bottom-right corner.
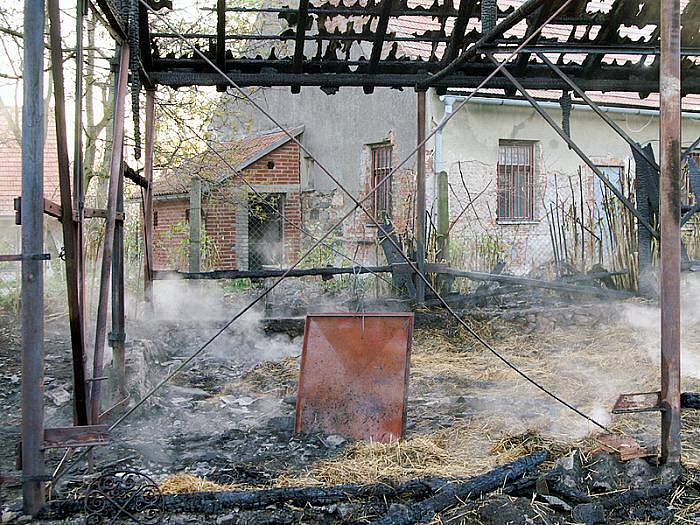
(84, 470), (164, 525)
(296, 313), (413, 442)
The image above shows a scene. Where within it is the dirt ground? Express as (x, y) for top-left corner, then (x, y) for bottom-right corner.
(1, 287), (700, 524)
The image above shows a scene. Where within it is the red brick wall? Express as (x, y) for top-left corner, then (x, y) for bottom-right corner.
(152, 199), (190, 270)
(153, 139), (302, 270)
(0, 119), (61, 217)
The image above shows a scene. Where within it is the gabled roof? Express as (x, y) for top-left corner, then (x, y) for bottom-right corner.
(152, 126), (304, 197)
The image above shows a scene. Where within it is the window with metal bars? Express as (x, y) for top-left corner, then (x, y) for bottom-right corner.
(683, 152), (700, 206)
(370, 144), (393, 222)
(497, 141), (536, 222)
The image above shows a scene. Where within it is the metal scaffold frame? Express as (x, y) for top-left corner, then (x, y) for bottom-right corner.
(14, 0), (691, 515)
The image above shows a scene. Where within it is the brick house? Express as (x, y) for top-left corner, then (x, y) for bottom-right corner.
(0, 116), (61, 249)
(152, 127), (303, 271)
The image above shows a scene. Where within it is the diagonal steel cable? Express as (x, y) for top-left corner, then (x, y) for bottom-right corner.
(53, 0), (604, 484)
(138, 0), (608, 432)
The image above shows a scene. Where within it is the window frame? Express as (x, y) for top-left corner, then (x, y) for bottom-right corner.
(496, 141), (537, 223)
(370, 143), (394, 223)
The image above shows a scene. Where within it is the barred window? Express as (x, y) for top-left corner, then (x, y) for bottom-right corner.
(371, 144), (393, 222)
(497, 142), (535, 221)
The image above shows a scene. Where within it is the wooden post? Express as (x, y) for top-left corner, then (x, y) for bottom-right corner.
(22, 0), (46, 514)
(48, 0), (89, 427)
(110, 167), (126, 400)
(659, 0), (682, 469)
(90, 45), (129, 425)
(437, 171), (449, 262)
(143, 90), (155, 313)
(189, 176), (202, 273)
(416, 91), (427, 304)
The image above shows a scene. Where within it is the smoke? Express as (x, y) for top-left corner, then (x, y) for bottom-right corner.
(623, 273), (700, 381)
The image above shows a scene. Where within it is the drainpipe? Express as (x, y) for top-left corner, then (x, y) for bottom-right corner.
(440, 94), (700, 120)
(433, 97), (454, 208)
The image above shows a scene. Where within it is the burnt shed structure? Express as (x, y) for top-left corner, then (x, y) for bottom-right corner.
(11, 0), (700, 515)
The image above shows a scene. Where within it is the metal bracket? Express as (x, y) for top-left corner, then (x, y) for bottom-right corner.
(108, 331), (126, 344)
(0, 254), (51, 262)
(612, 391), (663, 414)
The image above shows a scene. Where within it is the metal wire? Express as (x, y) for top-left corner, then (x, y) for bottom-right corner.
(136, 0), (608, 433)
(54, 0), (604, 484)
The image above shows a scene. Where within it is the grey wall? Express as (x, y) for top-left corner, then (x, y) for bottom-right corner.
(218, 87), (419, 198)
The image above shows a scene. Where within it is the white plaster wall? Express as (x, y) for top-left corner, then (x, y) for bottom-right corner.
(429, 91), (700, 274)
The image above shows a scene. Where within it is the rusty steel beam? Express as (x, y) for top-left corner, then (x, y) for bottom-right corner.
(659, 0), (682, 469)
(490, 54), (659, 240)
(415, 91), (427, 304)
(48, 0), (89, 427)
(143, 90), (156, 313)
(537, 53), (660, 173)
(21, 0), (47, 514)
(90, 44), (129, 426)
(43, 425), (110, 449)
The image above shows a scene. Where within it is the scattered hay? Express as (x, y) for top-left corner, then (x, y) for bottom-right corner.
(242, 357), (298, 391)
(159, 473), (242, 494)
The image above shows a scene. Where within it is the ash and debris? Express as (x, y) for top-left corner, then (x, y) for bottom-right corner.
(1, 280), (700, 524)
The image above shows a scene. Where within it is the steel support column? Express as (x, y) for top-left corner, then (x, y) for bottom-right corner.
(659, 0), (682, 468)
(21, 0), (47, 514)
(189, 176), (202, 273)
(110, 168), (126, 400)
(415, 91), (427, 304)
(90, 45), (129, 425)
(48, 0), (89, 427)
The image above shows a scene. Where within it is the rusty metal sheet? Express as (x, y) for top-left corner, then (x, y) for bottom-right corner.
(612, 391), (662, 414)
(295, 313), (413, 442)
(43, 425), (110, 449)
(592, 434), (656, 462)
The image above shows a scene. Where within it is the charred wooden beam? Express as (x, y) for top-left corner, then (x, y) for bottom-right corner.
(370, 451), (547, 525)
(291, 0), (310, 93)
(365, 0), (395, 93)
(124, 163), (149, 188)
(682, 392), (700, 409)
(40, 458), (543, 520)
(216, 0), (226, 92)
(147, 68), (700, 93)
(443, 0), (477, 64)
(153, 265), (396, 280)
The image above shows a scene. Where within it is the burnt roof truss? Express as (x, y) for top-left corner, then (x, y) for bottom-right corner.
(101, 0), (700, 96)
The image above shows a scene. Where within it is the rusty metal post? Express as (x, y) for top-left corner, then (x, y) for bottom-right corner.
(189, 176), (202, 273)
(110, 167), (126, 400)
(21, 0), (47, 514)
(416, 90), (427, 304)
(659, 0), (682, 468)
(48, 0), (89, 426)
(74, 0), (87, 337)
(91, 45), (129, 425)
(143, 90), (155, 313)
